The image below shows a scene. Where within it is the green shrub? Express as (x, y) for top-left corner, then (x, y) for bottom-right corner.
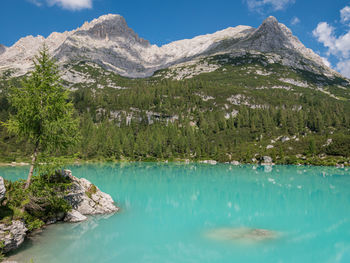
(86, 184), (97, 199)
(326, 135), (350, 157)
(0, 175), (72, 232)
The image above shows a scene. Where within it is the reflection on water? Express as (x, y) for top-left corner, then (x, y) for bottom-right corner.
(1, 163), (350, 263)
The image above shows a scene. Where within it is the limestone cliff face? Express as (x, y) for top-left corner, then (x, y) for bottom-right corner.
(0, 44), (6, 56)
(0, 14), (337, 78)
(0, 177), (5, 202)
(0, 220), (27, 253)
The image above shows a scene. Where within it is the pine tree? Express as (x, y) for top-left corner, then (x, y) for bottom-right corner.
(3, 46), (79, 188)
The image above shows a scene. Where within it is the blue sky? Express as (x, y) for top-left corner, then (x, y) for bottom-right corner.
(1, 0), (350, 77)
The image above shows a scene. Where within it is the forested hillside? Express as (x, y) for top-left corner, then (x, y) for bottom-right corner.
(1, 53), (350, 165)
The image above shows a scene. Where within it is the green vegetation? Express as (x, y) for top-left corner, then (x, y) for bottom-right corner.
(85, 184), (97, 199)
(0, 53), (349, 166)
(0, 174), (72, 231)
(0, 48), (80, 258)
(1, 46), (80, 188)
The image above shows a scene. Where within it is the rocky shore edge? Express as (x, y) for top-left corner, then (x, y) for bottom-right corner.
(0, 170), (118, 258)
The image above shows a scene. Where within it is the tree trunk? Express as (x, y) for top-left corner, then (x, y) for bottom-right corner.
(25, 142), (39, 189)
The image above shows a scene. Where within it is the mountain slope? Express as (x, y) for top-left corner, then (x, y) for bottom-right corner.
(0, 15), (349, 165)
(0, 14), (340, 79)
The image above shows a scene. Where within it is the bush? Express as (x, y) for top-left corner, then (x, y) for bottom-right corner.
(0, 174), (72, 231)
(326, 135), (350, 157)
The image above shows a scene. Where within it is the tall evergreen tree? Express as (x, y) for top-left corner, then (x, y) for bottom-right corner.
(3, 46), (79, 188)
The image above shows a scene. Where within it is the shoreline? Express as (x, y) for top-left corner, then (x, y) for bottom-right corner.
(0, 158), (349, 168)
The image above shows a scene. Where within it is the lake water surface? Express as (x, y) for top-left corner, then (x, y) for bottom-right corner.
(1, 163), (350, 263)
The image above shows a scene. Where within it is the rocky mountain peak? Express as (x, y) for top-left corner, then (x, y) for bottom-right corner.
(243, 16), (291, 52)
(75, 14), (149, 46)
(79, 14), (125, 32)
(262, 16), (279, 26)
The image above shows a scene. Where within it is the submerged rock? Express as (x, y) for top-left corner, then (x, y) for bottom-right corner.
(0, 221), (27, 253)
(63, 170), (119, 216)
(205, 227), (278, 243)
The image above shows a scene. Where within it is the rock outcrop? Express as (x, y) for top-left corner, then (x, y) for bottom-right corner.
(64, 209), (87, 223)
(0, 171), (118, 257)
(63, 170), (118, 221)
(261, 156), (274, 165)
(0, 221), (27, 253)
(0, 176), (6, 202)
(0, 44), (6, 56)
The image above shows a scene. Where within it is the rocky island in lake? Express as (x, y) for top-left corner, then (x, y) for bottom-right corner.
(0, 170), (118, 255)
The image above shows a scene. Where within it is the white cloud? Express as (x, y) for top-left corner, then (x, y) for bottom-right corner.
(246, 0), (295, 12)
(313, 22), (336, 52)
(340, 6), (350, 24)
(291, 17), (300, 25)
(336, 60), (350, 77)
(321, 56), (331, 68)
(28, 0), (43, 6)
(27, 0), (92, 10)
(48, 0), (92, 10)
(313, 14), (350, 78)
(313, 22), (350, 58)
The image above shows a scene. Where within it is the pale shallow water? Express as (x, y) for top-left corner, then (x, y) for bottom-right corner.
(1, 163), (350, 263)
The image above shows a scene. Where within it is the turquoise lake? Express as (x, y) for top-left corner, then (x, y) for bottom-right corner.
(1, 163), (350, 263)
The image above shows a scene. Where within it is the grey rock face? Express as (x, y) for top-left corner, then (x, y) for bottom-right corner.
(63, 170), (118, 215)
(77, 15), (149, 46)
(0, 176), (6, 202)
(239, 16), (290, 52)
(0, 221), (27, 253)
(64, 209), (88, 223)
(0, 44), (6, 56)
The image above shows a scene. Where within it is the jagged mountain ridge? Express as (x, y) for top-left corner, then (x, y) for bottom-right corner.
(0, 14), (338, 79)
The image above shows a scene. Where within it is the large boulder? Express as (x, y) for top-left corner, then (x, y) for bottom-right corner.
(0, 176), (6, 202)
(261, 156), (273, 165)
(63, 170), (118, 216)
(64, 209), (87, 223)
(0, 221), (27, 253)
